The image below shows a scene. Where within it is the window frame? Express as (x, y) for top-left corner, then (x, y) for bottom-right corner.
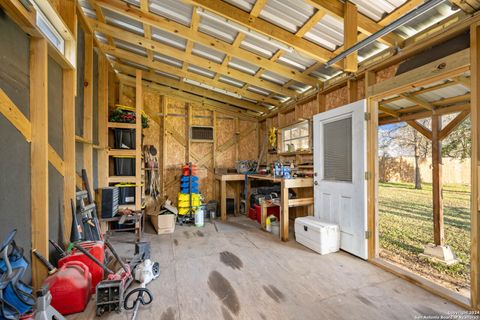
(280, 120), (311, 153)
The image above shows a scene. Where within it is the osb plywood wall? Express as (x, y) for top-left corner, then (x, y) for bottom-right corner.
(119, 85), (258, 207)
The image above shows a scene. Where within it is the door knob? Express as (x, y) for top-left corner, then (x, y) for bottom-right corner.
(314, 181), (318, 186)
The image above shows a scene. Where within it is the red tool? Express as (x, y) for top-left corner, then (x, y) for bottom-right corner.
(58, 241), (105, 294)
(42, 261), (92, 315)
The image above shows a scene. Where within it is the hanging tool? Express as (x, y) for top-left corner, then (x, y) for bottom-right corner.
(48, 240), (67, 259)
(32, 249), (57, 275)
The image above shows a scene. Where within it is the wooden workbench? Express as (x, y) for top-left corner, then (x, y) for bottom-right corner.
(215, 174), (245, 221)
(246, 174), (313, 241)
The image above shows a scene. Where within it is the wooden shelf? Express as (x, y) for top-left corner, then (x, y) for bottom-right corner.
(278, 150), (313, 156)
(108, 149), (136, 157)
(108, 176), (136, 184)
(107, 122), (136, 129)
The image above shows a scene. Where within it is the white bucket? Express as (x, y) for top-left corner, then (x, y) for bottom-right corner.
(195, 206), (205, 227)
(271, 220), (279, 236)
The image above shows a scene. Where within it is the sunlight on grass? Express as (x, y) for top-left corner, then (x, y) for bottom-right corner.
(379, 182), (471, 292)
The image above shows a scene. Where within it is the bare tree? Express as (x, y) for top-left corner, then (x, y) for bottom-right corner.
(380, 121), (430, 189)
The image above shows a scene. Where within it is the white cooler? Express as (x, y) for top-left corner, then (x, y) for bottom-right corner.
(294, 216), (340, 255)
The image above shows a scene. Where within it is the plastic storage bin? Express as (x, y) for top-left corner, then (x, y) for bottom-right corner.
(118, 185), (136, 204)
(294, 216), (340, 255)
(113, 156), (135, 176)
(114, 128), (136, 149)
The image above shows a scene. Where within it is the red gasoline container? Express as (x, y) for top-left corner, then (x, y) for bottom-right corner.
(58, 241), (104, 294)
(248, 207), (257, 221)
(42, 261), (92, 315)
(254, 204), (280, 224)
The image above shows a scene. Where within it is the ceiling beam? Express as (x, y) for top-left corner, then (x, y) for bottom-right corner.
(115, 63), (268, 113)
(99, 43), (280, 107)
(438, 110), (470, 140)
(400, 93), (434, 110)
(295, 9), (327, 38)
(95, 0), (320, 86)
(343, 1), (358, 72)
(380, 103), (470, 125)
(118, 74), (260, 120)
(304, 0), (401, 46)
(407, 120), (432, 140)
(182, 0), (340, 67)
(378, 105), (399, 117)
(378, 0), (424, 26)
(88, 19), (293, 100)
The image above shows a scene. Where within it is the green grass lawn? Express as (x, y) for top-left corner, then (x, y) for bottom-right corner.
(379, 182), (471, 292)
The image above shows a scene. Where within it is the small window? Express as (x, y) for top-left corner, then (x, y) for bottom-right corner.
(32, 1), (65, 54)
(282, 120), (310, 153)
(191, 126), (214, 141)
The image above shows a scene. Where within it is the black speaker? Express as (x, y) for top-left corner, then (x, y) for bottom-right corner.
(96, 187), (119, 219)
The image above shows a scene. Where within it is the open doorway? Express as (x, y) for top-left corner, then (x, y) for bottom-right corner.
(375, 76), (471, 297)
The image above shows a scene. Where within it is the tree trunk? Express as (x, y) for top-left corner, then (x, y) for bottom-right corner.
(414, 133), (422, 189)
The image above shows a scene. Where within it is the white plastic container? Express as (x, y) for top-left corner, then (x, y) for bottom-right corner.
(195, 206), (205, 227)
(294, 216), (340, 255)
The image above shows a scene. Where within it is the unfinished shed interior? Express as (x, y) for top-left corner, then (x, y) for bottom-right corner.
(1, 0), (480, 319)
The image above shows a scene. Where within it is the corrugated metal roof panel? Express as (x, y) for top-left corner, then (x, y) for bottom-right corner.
(277, 51), (315, 71)
(383, 99), (417, 110)
(103, 8), (144, 36)
(113, 38), (147, 57)
(187, 64), (216, 78)
(219, 75), (245, 88)
(151, 27), (187, 50)
(149, 0), (193, 27)
(94, 32), (108, 44)
(228, 57), (259, 75)
(288, 81), (312, 93)
(240, 35), (277, 58)
(358, 41), (389, 62)
(304, 14), (343, 51)
(309, 65), (342, 81)
(153, 69), (181, 81)
(394, 2), (458, 38)
(192, 43), (226, 64)
(351, 0), (407, 22)
(260, 0), (315, 33)
(153, 52), (183, 68)
(416, 84), (470, 102)
(247, 85), (271, 96)
(223, 0), (256, 12)
(198, 13), (238, 44)
(261, 70), (289, 85)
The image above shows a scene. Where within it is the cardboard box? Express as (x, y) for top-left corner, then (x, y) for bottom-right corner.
(150, 213), (176, 235)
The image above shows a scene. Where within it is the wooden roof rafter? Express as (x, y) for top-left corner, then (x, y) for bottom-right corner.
(99, 43), (280, 106)
(115, 64), (267, 114)
(94, 0), (319, 87)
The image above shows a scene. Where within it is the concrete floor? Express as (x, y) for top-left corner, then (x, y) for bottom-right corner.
(72, 216), (465, 320)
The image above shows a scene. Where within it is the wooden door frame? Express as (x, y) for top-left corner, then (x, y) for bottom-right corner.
(365, 48), (475, 310)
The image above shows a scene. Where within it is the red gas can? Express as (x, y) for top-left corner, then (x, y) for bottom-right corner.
(58, 241), (104, 293)
(43, 261), (92, 315)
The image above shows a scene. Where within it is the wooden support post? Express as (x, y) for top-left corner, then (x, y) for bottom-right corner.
(63, 69), (76, 243)
(83, 33), (94, 191)
(432, 114), (444, 246)
(221, 180), (227, 221)
(318, 93), (326, 113)
(30, 38), (49, 288)
(135, 70), (143, 210)
(344, 1), (358, 72)
(348, 79), (358, 103)
(187, 103), (192, 163)
(365, 70), (378, 260)
(98, 55), (109, 187)
(280, 180), (289, 241)
(470, 22), (480, 310)
(161, 96), (167, 200)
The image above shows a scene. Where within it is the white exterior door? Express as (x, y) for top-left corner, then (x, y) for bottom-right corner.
(313, 99), (368, 259)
